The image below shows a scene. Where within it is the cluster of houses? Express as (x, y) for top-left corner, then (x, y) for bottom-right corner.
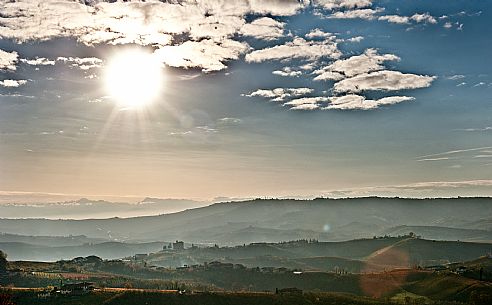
(162, 240), (185, 251)
(134, 240), (188, 261)
(275, 287), (303, 295)
(175, 261), (296, 274)
(38, 281), (96, 298)
(425, 264), (469, 275)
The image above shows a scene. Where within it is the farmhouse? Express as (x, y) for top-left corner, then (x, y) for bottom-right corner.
(58, 282), (95, 295)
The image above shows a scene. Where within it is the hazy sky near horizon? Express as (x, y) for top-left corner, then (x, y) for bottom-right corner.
(1, 0), (492, 200)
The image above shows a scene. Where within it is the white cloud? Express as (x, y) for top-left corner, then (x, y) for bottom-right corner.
(417, 146), (492, 159)
(416, 157), (452, 162)
(245, 37), (341, 63)
(283, 96), (330, 110)
(240, 17), (284, 41)
(443, 22), (453, 29)
(20, 57), (56, 66)
(57, 57), (103, 70)
(305, 28), (336, 39)
(154, 38), (249, 72)
(20, 56), (100, 70)
(379, 12), (437, 25)
(455, 127), (492, 132)
(378, 15), (410, 24)
(321, 180), (492, 198)
(247, 89), (415, 111)
(347, 36), (364, 43)
(325, 94), (414, 110)
(314, 0), (373, 10)
(328, 8), (384, 20)
(0, 0), (305, 44)
(245, 0), (308, 16)
(299, 62), (318, 71)
(0, 0), (306, 72)
(314, 71), (346, 81)
(0, 79), (28, 87)
(0, 49), (19, 71)
(244, 88), (313, 102)
(189, 15), (246, 40)
(410, 13), (437, 24)
(272, 67), (302, 77)
(289, 103), (321, 110)
(217, 117), (242, 125)
(333, 70), (435, 93)
(313, 48), (400, 81)
(447, 74), (465, 80)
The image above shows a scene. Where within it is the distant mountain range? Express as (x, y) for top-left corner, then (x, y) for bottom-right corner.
(0, 197), (209, 219)
(0, 240), (167, 261)
(0, 197), (492, 261)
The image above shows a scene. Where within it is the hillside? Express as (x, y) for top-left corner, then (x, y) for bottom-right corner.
(4, 256), (492, 303)
(0, 233), (107, 247)
(1, 198), (491, 245)
(382, 225), (492, 242)
(0, 241), (167, 261)
(146, 237), (492, 270)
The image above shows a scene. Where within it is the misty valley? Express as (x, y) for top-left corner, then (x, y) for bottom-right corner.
(1, 198), (492, 305)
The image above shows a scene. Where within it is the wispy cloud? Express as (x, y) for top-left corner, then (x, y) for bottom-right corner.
(322, 180), (492, 198)
(244, 88), (314, 102)
(454, 126), (492, 132)
(245, 37), (341, 63)
(240, 17), (285, 41)
(313, 48), (400, 80)
(328, 8), (385, 20)
(417, 146), (492, 159)
(416, 157), (453, 162)
(333, 70), (435, 93)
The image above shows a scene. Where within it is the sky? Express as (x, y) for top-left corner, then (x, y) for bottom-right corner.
(0, 0), (492, 201)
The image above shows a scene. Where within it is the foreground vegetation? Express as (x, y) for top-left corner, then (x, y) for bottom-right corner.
(2, 289), (491, 305)
(2, 237), (492, 304)
(2, 256), (492, 304)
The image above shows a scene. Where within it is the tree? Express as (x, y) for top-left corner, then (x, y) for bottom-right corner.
(470, 290), (492, 305)
(0, 251), (7, 275)
(0, 293), (15, 305)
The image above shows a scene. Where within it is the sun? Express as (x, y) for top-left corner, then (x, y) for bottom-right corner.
(104, 49), (164, 108)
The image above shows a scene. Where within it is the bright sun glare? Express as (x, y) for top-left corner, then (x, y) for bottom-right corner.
(105, 49), (163, 108)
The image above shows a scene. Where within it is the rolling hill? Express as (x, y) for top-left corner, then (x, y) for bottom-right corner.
(0, 197), (491, 248)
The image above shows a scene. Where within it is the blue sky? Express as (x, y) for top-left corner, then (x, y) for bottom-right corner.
(0, 0), (491, 200)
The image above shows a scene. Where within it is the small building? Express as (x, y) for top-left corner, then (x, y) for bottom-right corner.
(456, 266), (467, 275)
(276, 287), (303, 295)
(173, 240), (185, 250)
(134, 253), (148, 260)
(275, 267), (289, 273)
(206, 261), (233, 269)
(261, 267), (275, 273)
(425, 265), (447, 272)
(59, 282), (95, 295)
